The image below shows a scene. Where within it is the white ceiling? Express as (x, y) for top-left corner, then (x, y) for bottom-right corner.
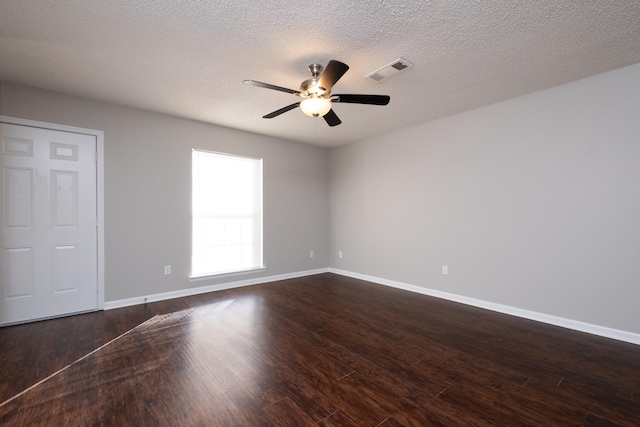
(1, 1), (639, 148)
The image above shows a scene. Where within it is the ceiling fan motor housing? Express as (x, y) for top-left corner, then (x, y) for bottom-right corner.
(301, 64), (328, 98)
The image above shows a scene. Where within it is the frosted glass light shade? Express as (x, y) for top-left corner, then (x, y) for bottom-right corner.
(300, 97), (332, 117)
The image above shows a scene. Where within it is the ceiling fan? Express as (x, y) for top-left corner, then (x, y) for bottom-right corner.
(243, 60), (390, 127)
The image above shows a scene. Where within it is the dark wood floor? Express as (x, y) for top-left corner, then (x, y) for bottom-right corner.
(1, 273), (639, 426)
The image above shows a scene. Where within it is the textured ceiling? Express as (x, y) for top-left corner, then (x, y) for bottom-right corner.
(1, 1), (639, 148)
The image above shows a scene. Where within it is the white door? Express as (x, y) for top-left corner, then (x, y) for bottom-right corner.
(0, 122), (98, 324)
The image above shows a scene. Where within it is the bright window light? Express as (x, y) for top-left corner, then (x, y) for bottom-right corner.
(191, 150), (263, 277)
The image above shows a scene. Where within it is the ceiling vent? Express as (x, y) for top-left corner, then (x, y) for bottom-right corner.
(365, 58), (413, 83)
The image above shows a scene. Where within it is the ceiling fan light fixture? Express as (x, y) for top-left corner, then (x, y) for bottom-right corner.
(300, 97), (331, 117)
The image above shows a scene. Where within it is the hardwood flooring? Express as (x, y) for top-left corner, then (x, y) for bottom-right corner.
(1, 273), (639, 426)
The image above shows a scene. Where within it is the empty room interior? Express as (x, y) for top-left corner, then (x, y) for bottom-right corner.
(1, 1), (640, 425)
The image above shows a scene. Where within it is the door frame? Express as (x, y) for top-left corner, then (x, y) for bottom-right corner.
(0, 115), (105, 310)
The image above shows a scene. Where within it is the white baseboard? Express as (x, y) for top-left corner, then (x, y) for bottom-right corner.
(104, 268), (329, 310)
(104, 266), (640, 346)
(329, 268), (640, 346)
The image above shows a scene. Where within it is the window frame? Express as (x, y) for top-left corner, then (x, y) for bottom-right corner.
(190, 149), (264, 279)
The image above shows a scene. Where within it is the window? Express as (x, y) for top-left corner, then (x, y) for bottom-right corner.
(191, 149), (263, 277)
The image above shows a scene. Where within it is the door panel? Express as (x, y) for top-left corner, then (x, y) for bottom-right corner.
(3, 247), (33, 299)
(0, 123), (98, 324)
(51, 170), (79, 227)
(2, 167), (33, 229)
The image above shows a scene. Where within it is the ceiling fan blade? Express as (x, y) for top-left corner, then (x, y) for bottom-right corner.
(332, 94), (390, 105)
(263, 102), (300, 118)
(318, 60), (349, 92)
(323, 109), (342, 127)
(244, 80), (300, 96)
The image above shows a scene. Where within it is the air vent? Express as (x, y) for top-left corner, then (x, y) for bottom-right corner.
(365, 58), (413, 83)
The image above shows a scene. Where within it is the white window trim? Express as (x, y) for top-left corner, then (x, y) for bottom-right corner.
(190, 149), (264, 278)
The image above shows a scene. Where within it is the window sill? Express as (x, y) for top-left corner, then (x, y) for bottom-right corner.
(189, 266), (267, 281)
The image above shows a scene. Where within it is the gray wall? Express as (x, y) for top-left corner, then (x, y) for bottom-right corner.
(330, 63), (640, 335)
(0, 82), (330, 301)
(3, 62), (639, 336)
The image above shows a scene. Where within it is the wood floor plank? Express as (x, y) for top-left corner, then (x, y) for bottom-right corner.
(438, 374), (587, 426)
(523, 371), (640, 426)
(263, 397), (318, 427)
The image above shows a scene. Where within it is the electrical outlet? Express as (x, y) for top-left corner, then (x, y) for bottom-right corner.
(442, 265), (448, 275)
(164, 265), (172, 275)
(310, 250), (314, 258)
(338, 251), (343, 259)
